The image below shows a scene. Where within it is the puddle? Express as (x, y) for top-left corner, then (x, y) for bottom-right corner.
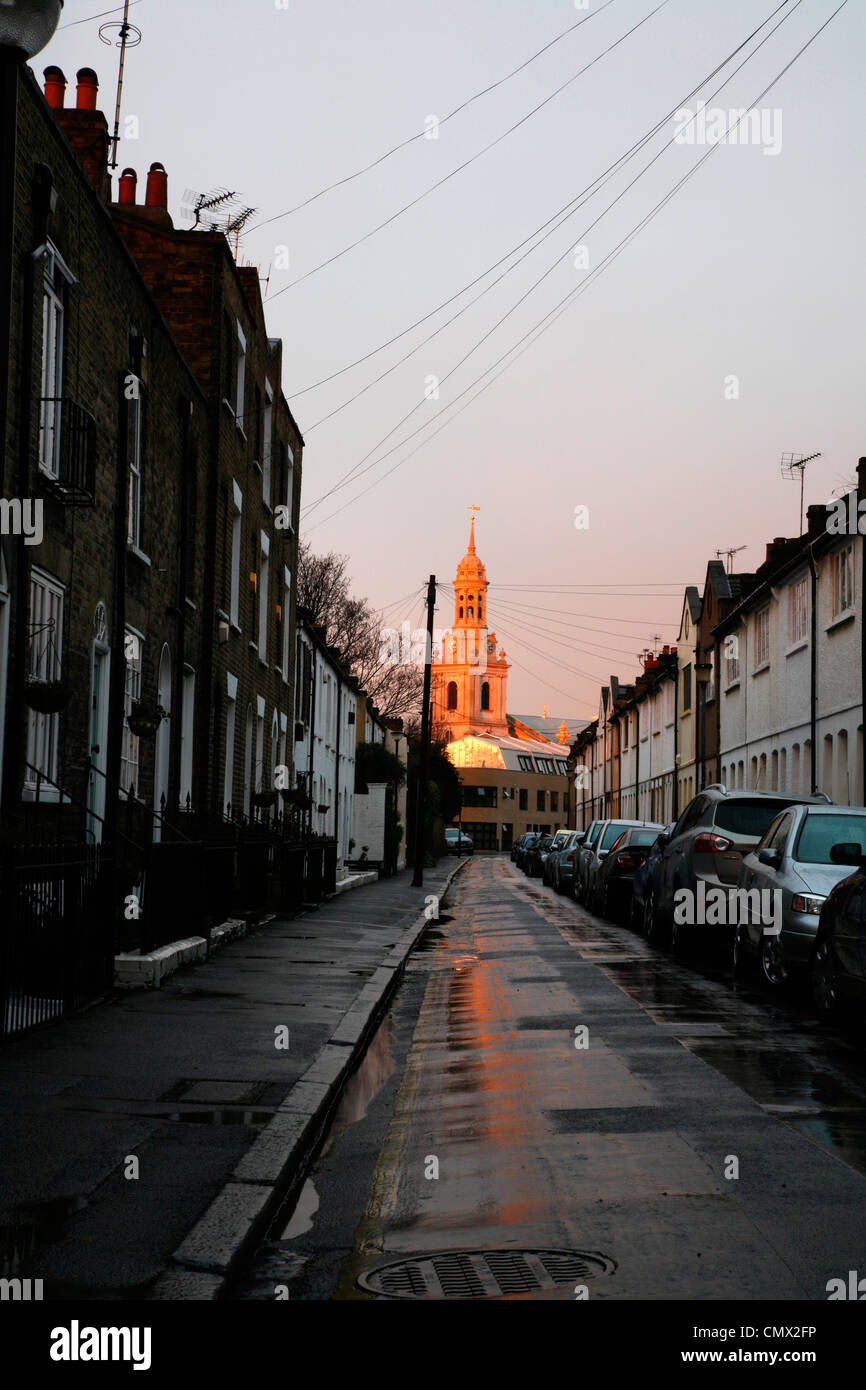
(280, 1178), (319, 1239)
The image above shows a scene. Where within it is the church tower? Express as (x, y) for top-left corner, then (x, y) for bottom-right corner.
(432, 512), (510, 742)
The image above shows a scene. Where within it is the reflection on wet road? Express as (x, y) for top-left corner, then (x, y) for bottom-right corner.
(234, 856), (866, 1301)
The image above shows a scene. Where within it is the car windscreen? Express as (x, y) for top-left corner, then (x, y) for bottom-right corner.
(629, 828), (661, 847)
(445, 830), (458, 839)
(713, 799), (799, 840)
(600, 822), (631, 851)
(795, 814), (866, 865)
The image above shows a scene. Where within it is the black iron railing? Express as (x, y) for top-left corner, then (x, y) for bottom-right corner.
(38, 396), (97, 506)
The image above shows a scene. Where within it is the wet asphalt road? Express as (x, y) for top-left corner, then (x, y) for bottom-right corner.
(233, 855), (866, 1301)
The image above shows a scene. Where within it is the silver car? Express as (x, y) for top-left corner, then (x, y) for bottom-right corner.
(735, 804), (866, 988)
(582, 819), (662, 913)
(573, 820), (604, 903)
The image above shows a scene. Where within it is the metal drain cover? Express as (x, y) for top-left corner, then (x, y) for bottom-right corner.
(357, 1248), (614, 1299)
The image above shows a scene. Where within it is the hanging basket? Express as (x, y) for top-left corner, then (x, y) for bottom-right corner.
(253, 789), (277, 809)
(280, 788), (312, 810)
(24, 677), (68, 713)
(127, 700), (166, 739)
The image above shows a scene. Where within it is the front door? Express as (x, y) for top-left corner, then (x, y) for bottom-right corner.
(87, 644), (110, 841)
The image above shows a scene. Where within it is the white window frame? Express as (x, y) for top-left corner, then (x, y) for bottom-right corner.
(24, 568), (65, 798)
(754, 608), (770, 668)
(235, 322), (246, 423)
(120, 626), (144, 797)
(790, 576), (808, 645)
(833, 544), (854, 619)
(255, 695), (265, 795)
(39, 243), (72, 477)
(263, 381), (273, 508)
(258, 531), (270, 661)
(230, 480), (242, 628)
(126, 381), (143, 549)
(281, 566), (291, 680)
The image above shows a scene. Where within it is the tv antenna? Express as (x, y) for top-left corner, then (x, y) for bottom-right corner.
(180, 189), (258, 259)
(780, 451), (822, 535)
(715, 545), (746, 574)
(99, 0), (143, 171)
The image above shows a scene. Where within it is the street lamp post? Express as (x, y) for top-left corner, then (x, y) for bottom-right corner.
(0, 2), (63, 824)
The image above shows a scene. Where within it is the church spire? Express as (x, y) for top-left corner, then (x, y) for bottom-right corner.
(467, 504), (480, 555)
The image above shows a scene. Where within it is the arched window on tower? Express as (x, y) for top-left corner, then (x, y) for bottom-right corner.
(478, 600), (483, 621)
(468, 607), (474, 619)
(459, 606), (463, 618)
(447, 681), (458, 710)
(481, 681), (490, 711)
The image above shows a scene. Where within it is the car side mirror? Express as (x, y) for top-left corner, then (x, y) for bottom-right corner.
(830, 842), (866, 867)
(758, 848), (782, 868)
(656, 832), (670, 848)
(598, 850), (608, 860)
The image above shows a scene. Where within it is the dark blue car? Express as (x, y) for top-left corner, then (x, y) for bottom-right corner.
(630, 823), (675, 934)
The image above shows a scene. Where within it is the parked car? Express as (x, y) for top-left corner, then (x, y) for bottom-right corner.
(631, 823), (676, 934)
(582, 819), (660, 913)
(735, 805), (866, 988)
(444, 827), (474, 855)
(810, 844), (866, 1019)
(525, 834), (554, 878)
(542, 830), (573, 886)
(594, 824), (665, 923)
(514, 833), (540, 872)
(644, 785), (832, 953)
(573, 820), (605, 903)
(551, 830), (586, 894)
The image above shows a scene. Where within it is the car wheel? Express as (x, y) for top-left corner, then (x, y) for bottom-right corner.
(760, 934), (788, 990)
(732, 922), (750, 977)
(643, 888), (664, 946)
(669, 909), (687, 957)
(812, 936), (840, 1021)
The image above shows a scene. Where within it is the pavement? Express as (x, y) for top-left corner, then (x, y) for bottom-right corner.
(237, 855), (866, 1301)
(0, 857), (466, 1300)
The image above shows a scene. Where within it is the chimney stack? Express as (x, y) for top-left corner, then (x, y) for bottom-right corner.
(53, 66), (111, 202)
(43, 66), (66, 110)
(76, 68), (99, 110)
(145, 162), (168, 210)
(118, 168), (138, 206)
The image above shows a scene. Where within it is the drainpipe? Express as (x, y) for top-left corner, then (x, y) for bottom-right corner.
(635, 700), (641, 821)
(860, 459), (866, 802)
(672, 673), (679, 821)
(307, 640), (316, 838)
(334, 672), (342, 855)
(807, 541), (819, 795)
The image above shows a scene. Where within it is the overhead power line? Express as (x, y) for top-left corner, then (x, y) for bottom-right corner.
(264, 0), (671, 299)
(294, 0), (794, 410)
(301, 0), (802, 519)
(305, 0), (842, 532)
(249, 0), (618, 233)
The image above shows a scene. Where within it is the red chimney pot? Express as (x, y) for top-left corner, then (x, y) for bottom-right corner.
(145, 161), (168, 210)
(43, 66), (66, 110)
(118, 168), (138, 206)
(76, 68), (99, 110)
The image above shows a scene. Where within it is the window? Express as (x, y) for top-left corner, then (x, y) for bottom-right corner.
(39, 243), (72, 476)
(25, 569), (64, 791)
(682, 665), (692, 712)
(120, 627), (142, 797)
(481, 681), (490, 711)
(536, 790), (545, 812)
(235, 322), (246, 422)
(726, 638), (740, 685)
(280, 567), (291, 679)
(126, 378), (144, 549)
(556, 761), (567, 775)
(623, 717), (629, 750)
(255, 698), (265, 795)
(263, 382), (273, 506)
(833, 545), (854, 618)
(790, 577), (808, 644)
(462, 785), (498, 808)
(551, 791), (559, 812)
(517, 755), (534, 772)
(447, 681), (458, 710)
(258, 532), (270, 660)
(704, 651), (715, 701)
(224, 675), (237, 815)
(179, 667), (195, 808)
(285, 444), (294, 522)
(230, 481), (242, 627)
(519, 788), (528, 810)
(754, 608), (770, 667)
(536, 757), (555, 774)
